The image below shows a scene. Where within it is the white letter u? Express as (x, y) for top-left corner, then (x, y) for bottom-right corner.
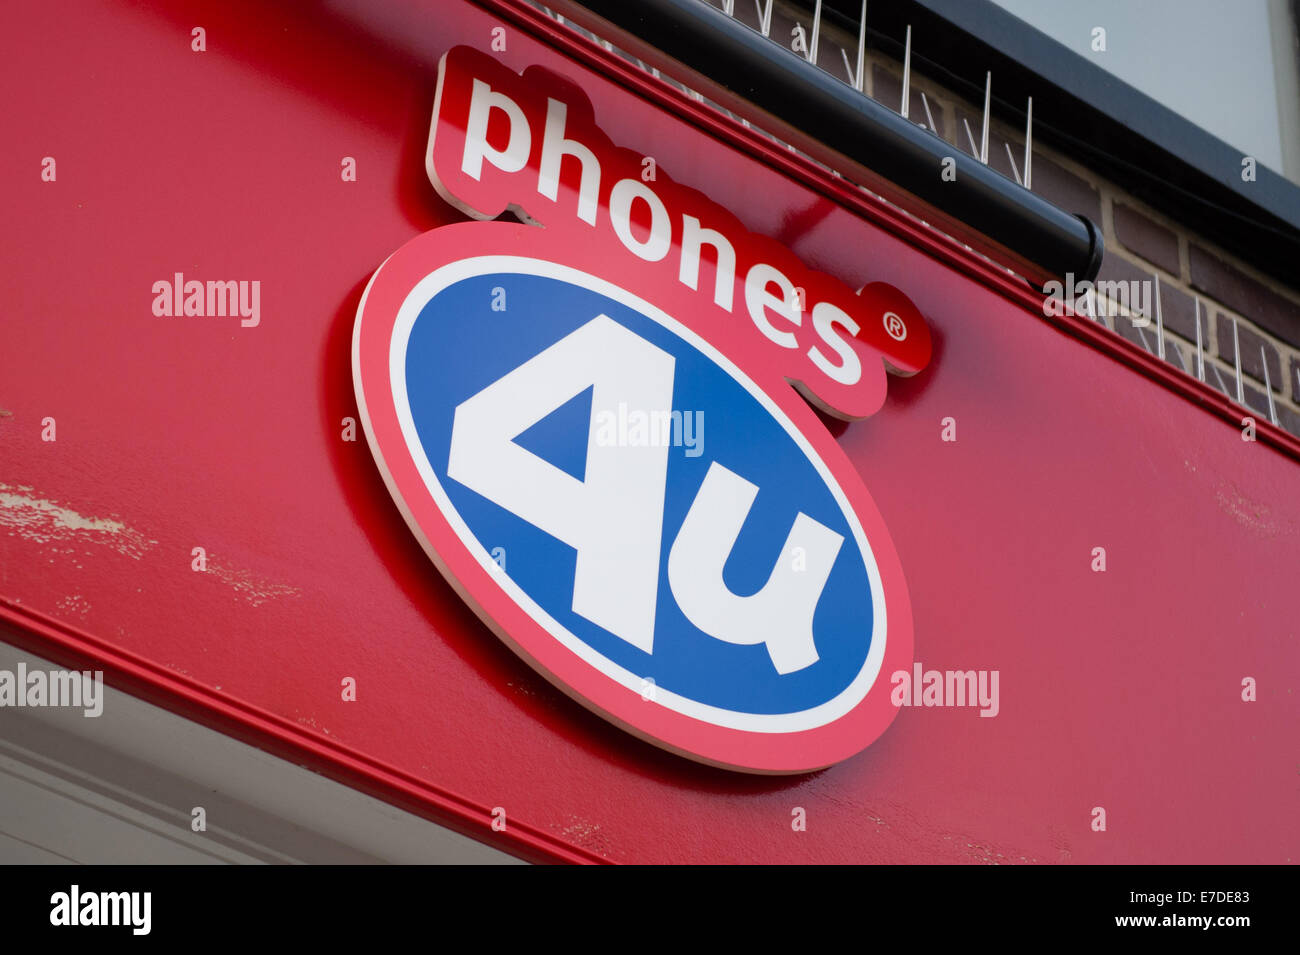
(667, 462), (842, 674)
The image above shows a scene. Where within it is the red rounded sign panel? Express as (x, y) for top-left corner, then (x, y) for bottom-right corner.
(353, 222), (914, 773)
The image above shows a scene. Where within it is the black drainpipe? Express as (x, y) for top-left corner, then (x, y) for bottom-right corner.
(547, 0), (1104, 287)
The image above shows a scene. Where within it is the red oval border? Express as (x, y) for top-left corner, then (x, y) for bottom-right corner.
(352, 221), (914, 774)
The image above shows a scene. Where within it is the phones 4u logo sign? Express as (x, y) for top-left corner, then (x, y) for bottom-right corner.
(353, 45), (930, 773)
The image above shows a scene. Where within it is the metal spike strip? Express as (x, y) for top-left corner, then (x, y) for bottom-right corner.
(1005, 143), (1022, 186)
(900, 25), (912, 119)
(854, 0), (867, 93)
(1023, 97), (1033, 189)
(1211, 362), (1232, 398)
(1137, 325), (1154, 354)
(980, 72), (991, 164)
(1167, 340), (1188, 374)
(1261, 346), (1279, 425)
(809, 0), (823, 66)
(1194, 298), (1205, 381)
(1233, 319), (1245, 404)
(1153, 272), (1165, 361)
(920, 91), (937, 133)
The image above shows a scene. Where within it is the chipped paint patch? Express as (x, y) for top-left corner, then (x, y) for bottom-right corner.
(292, 714), (332, 736)
(550, 815), (609, 856)
(206, 558), (302, 608)
(0, 483), (156, 559)
(853, 800), (1043, 864)
(1214, 483), (1282, 538)
(54, 593), (92, 620)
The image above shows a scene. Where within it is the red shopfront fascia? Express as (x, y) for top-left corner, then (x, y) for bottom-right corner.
(3, 0), (1296, 863)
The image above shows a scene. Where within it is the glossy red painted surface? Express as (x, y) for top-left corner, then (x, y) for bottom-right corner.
(3, 0), (1296, 862)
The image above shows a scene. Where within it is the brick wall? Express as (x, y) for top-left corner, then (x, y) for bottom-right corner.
(859, 42), (1300, 439)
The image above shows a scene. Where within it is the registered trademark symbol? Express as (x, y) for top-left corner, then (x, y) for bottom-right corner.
(883, 311), (907, 341)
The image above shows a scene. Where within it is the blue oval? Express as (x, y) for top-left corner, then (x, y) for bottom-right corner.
(403, 269), (876, 717)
